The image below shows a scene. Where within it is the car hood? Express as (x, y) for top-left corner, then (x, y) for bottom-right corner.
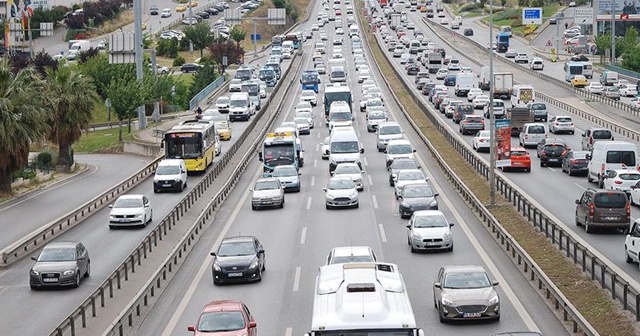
(110, 207), (144, 216)
(402, 196), (436, 206)
(215, 255), (257, 267)
(441, 287), (496, 304)
(331, 153), (360, 163)
(253, 189), (281, 198)
(230, 106), (247, 112)
(194, 330), (247, 336)
(32, 261), (77, 273)
(275, 175), (299, 183)
(334, 173), (362, 181)
(216, 103), (229, 108)
(326, 188), (357, 198)
(413, 226), (449, 238)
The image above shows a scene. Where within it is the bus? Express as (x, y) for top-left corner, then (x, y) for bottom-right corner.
(564, 61), (584, 82)
(305, 262), (425, 336)
(285, 31), (303, 49)
(272, 34), (285, 47)
(324, 83), (352, 120)
(300, 70), (320, 92)
(163, 120), (220, 172)
(259, 131), (299, 172)
(581, 61), (593, 79)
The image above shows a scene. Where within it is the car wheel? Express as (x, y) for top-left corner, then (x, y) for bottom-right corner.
(598, 176), (604, 188)
(109, 225), (115, 229)
(410, 244), (416, 253)
(30, 284), (37, 290)
(73, 273), (81, 288)
(540, 161), (545, 167)
(252, 205), (257, 210)
(326, 204), (331, 210)
(84, 262), (90, 277)
(154, 189), (158, 193)
(448, 244), (453, 252)
(438, 308), (445, 323)
(587, 174), (594, 183)
(354, 202), (359, 209)
(625, 248), (633, 263)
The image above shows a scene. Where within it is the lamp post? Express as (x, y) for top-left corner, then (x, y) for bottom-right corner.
(489, 0), (496, 206)
(611, 3), (616, 64)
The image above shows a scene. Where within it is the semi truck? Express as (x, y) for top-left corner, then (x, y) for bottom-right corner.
(507, 107), (534, 136)
(493, 72), (514, 99)
(496, 32), (510, 53)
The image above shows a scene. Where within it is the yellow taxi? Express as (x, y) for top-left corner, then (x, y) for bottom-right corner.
(176, 4), (187, 12)
(214, 120), (232, 140)
(188, 1), (198, 7)
(420, 5), (428, 12)
(571, 75), (588, 88)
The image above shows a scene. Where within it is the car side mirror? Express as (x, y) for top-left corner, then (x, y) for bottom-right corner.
(413, 149), (416, 152)
(188, 326), (196, 332)
(360, 148), (365, 153)
(493, 281), (499, 286)
(406, 224), (411, 229)
(109, 205), (113, 208)
(449, 223), (455, 227)
(160, 141), (164, 148)
(575, 199), (580, 204)
(586, 154), (591, 160)
(322, 188), (327, 192)
(258, 153), (263, 161)
(249, 321), (257, 328)
(31, 255), (38, 261)
(210, 252), (216, 256)
(258, 249), (265, 254)
(434, 282), (441, 288)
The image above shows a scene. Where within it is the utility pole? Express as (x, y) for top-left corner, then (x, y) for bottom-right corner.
(611, 4), (616, 63)
(134, 0), (147, 129)
(489, 0), (496, 206)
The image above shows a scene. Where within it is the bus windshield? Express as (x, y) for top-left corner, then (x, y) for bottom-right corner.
(165, 132), (202, 159)
(301, 72), (319, 84)
(263, 145), (296, 165)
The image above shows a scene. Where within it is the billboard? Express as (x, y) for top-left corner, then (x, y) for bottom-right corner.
(495, 119), (511, 168)
(596, 0), (640, 19)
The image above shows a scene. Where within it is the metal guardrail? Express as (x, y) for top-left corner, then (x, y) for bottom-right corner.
(421, 17), (640, 323)
(365, 17), (601, 334)
(189, 76), (225, 110)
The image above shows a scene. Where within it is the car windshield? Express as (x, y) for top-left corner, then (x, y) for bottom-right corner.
(293, 117), (308, 125)
(217, 241), (256, 256)
(556, 117), (572, 122)
(592, 130), (612, 139)
(403, 185), (434, 197)
(335, 165), (360, 174)
(413, 214), (447, 228)
(328, 179), (355, 189)
(254, 180), (280, 190)
(367, 100), (382, 107)
(156, 165), (181, 175)
(444, 271), (491, 289)
(217, 97), (229, 104)
(38, 247), (76, 262)
(197, 312), (245, 332)
(530, 103), (545, 110)
(331, 255), (374, 264)
(392, 160), (418, 169)
(113, 197), (143, 208)
(272, 166), (297, 177)
(388, 144), (412, 154)
(528, 125), (545, 134)
(594, 193), (627, 208)
(230, 99), (246, 108)
(476, 131), (490, 138)
(297, 102), (311, 109)
(572, 152), (589, 159)
(379, 125), (401, 135)
(398, 171), (424, 180)
(369, 112), (386, 120)
(512, 150), (527, 157)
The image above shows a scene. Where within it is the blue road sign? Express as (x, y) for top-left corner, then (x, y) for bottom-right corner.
(522, 7), (542, 25)
(251, 34), (262, 41)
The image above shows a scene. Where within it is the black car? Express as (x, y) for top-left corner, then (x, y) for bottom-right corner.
(570, 54), (590, 62)
(398, 182), (439, 219)
(463, 28), (473, 36)
(443, 74), (456, 86)
(537, 138), (569, 167)
(181, 63), (201, 73)
(196, 11), (210, 19)
(149, 5), (159, 15)
(205, 6), (219, 14)
(407, 64), (420, 75)
(422, 83), (436, 95)
(210, 236), (265, 285)
(388, 158), (421, 186)
(562, 150), (590, 176)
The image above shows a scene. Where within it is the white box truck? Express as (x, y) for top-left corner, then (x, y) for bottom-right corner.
(454, 73), (475, 97)
(493, 72), (513, 99)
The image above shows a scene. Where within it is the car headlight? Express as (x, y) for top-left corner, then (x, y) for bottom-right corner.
(63, 269), (75, 276)
(443, 231), (452, 239)
(213, 262), (221, 271)
(30, 269), (39, 275)
(429, 200), (438, 208)
(135, 212), (144, 218)
(153, 179), (159, 183)
(442, 297), (454, 305)
(401, 201), (410, 208)
(174, 177), (182, 182)
(411, 232), (421, 240)
(330, 157), (337, 165)
(488, 295), (499, 305)
(249, 260), (259, 269)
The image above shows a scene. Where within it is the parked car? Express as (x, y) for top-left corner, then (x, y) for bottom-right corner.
(181, 63), (202, 73)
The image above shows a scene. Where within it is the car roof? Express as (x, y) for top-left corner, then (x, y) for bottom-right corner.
(442, 264), (487, 274)
(331, 246), (373, 257)
(221, 236), (256, 244)
(256, 177), (281, 184)
(387, 139), (411, 145)
(43, 241), (79, 249)
(117, 194), (144, 200)
(202, 299), (244, 313)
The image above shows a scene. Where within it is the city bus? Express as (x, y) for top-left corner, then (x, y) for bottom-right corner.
(300, 70), (320, 92)
(285, 31), (303, 49)
(163, 120), (220, 172)
(564, 61), (584, 82)
(259, 131), (299, 172)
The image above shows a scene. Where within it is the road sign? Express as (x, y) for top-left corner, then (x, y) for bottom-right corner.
(250, 34), (261, 41)
(574, 8), (594, 23)
(546, 39), (553, 47)
(267, 8), (286, 25)
(522, 7), (542, 25)
(222, 56), (228, 66)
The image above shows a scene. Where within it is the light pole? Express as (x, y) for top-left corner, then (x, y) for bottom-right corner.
(611, 3), (616, 64)
(188, 0), (194, 54)
(489, 0), (496, 206)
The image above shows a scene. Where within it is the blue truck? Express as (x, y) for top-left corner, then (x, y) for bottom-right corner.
(496, 32), (510, 53)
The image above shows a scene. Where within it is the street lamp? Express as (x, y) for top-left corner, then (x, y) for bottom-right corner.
(489, 0), (496, 206)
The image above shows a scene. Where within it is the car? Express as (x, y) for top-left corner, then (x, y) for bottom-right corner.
(181, 63), (202, 73)
(321, 136), (330, 160)
(585, 82), (604, 94)
(472, 95), (490, 109)
(569, 1), (576, 6)
(536, 138), (569, 167)
(188, 300), (257, 335)
(514, 53), (528, 63)
(465, 88), (482, 102)
(459, 115), (485, 135)
(29, 241), (90, 289)
(108, 194), (152, 229)
(229, 78), (243, 92)
(215, 96), (230, 114)
(388, 158), (420, 186)
(407, 64), (420, 75)
(386, 139), (416, 167)
(443, 74), (456, 86)
(434, 265), (500, 322)
(463, 28), (473, 36)
(295, 101), (313, 115)
(398, 183), (439, 219)
(549, 115), (575, 134)
(581, 127), (614, 151)
(414, 71), (430, 84)
(293, 116), (311, 134)
(153, 159), (188, 192)
(603, 169), (640, 193)
(502, 146), (531, 172)
(205, 6), (219, 14)
(571, 75), (588, 88)
(323, 177), (359, 209)
(416, 78), (431, 91)
(472, 130), (491, 152)
(394, 169), (427, 199)
(182, 17), (199, 25)
(150, 64), (170, 74)
(332, 162), (365, 191)
(296, 110), (314, 127)
(504, 50), (518, 58)
(160, 8), (172, 17)
(366, 110), (388, 133)
(561, 150), (590, 176)
(604, 86), (621, 100)
(451, 22), (460, 29)
(406, 210), (453, 252)
(210, 236), (265, 284)
(440, 18), (449, 25)
(176, 4), (187, 12)
(213, 120), (231, 140)
(270, 165), (301, 192)
(149, 5), (159, 15)
(196, 11), (210, 19)
(357, 69), (371, 83)
(575, 188), (630, 233)
(326, 246), (377, 264)
(435, 68), (449, 79)
(447, 61), (461, 71)
(251, 177), (285, 209)
(571, 54), (590, 62)
(619, 84), (638, 97)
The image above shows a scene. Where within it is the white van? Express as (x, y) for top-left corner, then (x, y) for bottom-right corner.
(328, 101), (353, 130)
(511, 84), (535, 107)
(281, 41), (294, 59)
(67, 40), (91, 60)
(329, 126), (364, 172)
(229, 92), (252, 122)
(153, 159), (187, 193)
(349, 24), (359, 37)
(587, 141), (639, 187)
(518, 123), (547, 148)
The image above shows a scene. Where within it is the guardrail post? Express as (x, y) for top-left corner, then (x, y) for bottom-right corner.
(636, 294), (640, 321)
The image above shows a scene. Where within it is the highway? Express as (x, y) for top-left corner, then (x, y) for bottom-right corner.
(0, 55), (294, 336)
(128, 2), (569, 335)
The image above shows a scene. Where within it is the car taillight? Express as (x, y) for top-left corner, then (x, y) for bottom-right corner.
(570, 159), (578, 164)
(627, 203), (631, 216)
(614, 180), (623, 184)
(589, 203), (595, 217)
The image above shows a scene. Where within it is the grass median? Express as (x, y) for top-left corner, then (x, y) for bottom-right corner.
(361, 16), (637, 336)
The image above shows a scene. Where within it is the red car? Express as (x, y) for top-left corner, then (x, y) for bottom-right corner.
(188, 300), (257, 335)
(502, 146), (531, 172)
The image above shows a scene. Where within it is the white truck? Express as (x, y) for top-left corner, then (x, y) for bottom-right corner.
(67, 40), (92, 60)
(390, 13), (401, 30)
(454, 73), (475, 97)
(426, 52), (443, 73)
(493, 72), (514, 99)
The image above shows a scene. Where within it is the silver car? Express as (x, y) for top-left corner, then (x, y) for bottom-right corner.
(433, 265), (500, 322)
(332, 162), (365, 191)
(29, 241), (90, 289)
(366, 110), (388, 133)
(270, 165), (301, 192)
(377, 122), (404, 152)
(108, 194), (152, 229)
(406, 210), (453, 252)
(251, 177), (285, 209)
(323, 177), (359, 209)
(394, 169), (427, 199)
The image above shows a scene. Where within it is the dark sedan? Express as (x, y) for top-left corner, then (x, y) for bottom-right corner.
(562, 150), (589, 176)
(181, 63), (201, 73)
(388, 158), (421, 186)
(398, 182), (439, 219)
(443, 74), (456, 86)
(463, 28), (474, 36)
(205, 6), (219, 14)
(536, 138), (569, 167)
(211, 236), (265, 285)
(196, 11), (210, 19)
(30, 241), (90, 289)
(422, 83), (436, 95)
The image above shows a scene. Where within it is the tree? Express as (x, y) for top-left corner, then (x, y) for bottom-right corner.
(209, 41), (244, 74)
(622, 44), (640, 71)
(0, 59), (50, 193)
(500, 0), (507, 7)
(78, 53), (136, 99)
(183, 22), (214, 57)
(32, 51), (58, 77)
(106, 79), (145, 141)
(45, 66), (98, 167)
(620, 26), (638, 56)
(189, 64), (217, 98)
(230, 25), (246, 49)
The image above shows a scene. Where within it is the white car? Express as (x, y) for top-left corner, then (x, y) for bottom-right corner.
(259, 83), (267, 98)
(603, 169), (640, 193)
(323, 177), (359, 209)
(435, 68), (449, 79)
(229, 79), (242, 92)
(332, 162), (365, 191)
(295, 101), (313, 115)
(295, 111), (314, 128)
(160, 8), (172, 17)
(251, 178), (285, 210)
(472, 130), (491, 152)
(514, 53), (528, 63)
(108, 195), (152, 229)
(585, 82), (604, 94)
(447, 62), (461, 71)
(394, 169), (428, 199)
(326, 246), (377, 264)
(619, 84), (638, 97)
(440, 18), (449, 25)
(472, 95), (490, 109)
(357, 69), (371, 83)
(548, 116), (575, 134)
(631, 97), (640, 108)
(299, 90), (317, 106)
(466, 88), (483, 102)
(321, 136), (330, 160)
(406, 210), (454, 252)
(504, 50), (518, 58)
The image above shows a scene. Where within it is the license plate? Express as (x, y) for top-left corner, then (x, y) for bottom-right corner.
(463, 313), (481, 318)
(228, 272), (243, 277)
(426, 242), (441, 246)
(547, 159), (558, 162)
(604, 216), (619, 220)
(337, 201), (348, 205)
(43, 278), (58, 283)
(162, 184), (171, 187)
(120, 218), (130, 222)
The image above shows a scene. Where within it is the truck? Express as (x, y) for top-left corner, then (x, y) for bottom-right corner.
(493, 72), (514, 99)
(496, 32), (510, 53)
(390, 13), (402, 30)
(259, 131), (300, 172)
(393, 3), (403, 13)
(324, 84), (352, 120)
(507, 107), (534, 136)
(454, 73), (475, 97)
(379, 0), (388, 7)
(426, 52), (443, 73)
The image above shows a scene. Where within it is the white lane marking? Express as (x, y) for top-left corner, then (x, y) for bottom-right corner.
(285, 327), (292, 336)
(311, 176), (316, 186)
(546, 167), (556, 172)
(314, 159), (318, 168)
(293, 266), (301, 292)
(378, 224), (387, 243)
(371, 195), (378, 209)
(306, 197), (312, 210)
(300, 227), (307, 244)
(317, 131), (320, 139)
(364, 157), (369, 166)
(160, 166), (263, 336)
(413, 157), (540, 332)
(574, 182), (587, 191)
(316, 144), (319, 151)
(367, 174), (373, 186)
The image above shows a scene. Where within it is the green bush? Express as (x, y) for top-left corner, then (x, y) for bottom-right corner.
(173, 56), (186, 66)
(459, 2), (482, 12)
(37, 152), (52, 169)
(157, 38), (179, 58)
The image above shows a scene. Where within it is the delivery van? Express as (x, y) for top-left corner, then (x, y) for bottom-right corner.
(587, 141), (639, 188)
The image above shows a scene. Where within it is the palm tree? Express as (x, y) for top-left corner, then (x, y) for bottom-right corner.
(0, 58), (50, 193)
(45, 66), (98, 168)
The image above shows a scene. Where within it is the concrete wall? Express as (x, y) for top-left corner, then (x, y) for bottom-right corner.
(123, 140), (162, 157)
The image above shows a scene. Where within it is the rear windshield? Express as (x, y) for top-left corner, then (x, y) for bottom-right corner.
(527, 125), (545, 134)
(457, 104), (473, 114)
(619, 173), (640, 180)
(592, 130), (612, 139)
(512, 150), (527, 156)
(556, 117), (572, 122)
(606, 150), (636, 166)
(594, 193), (627, 208)
(530, 103), (546, 110)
